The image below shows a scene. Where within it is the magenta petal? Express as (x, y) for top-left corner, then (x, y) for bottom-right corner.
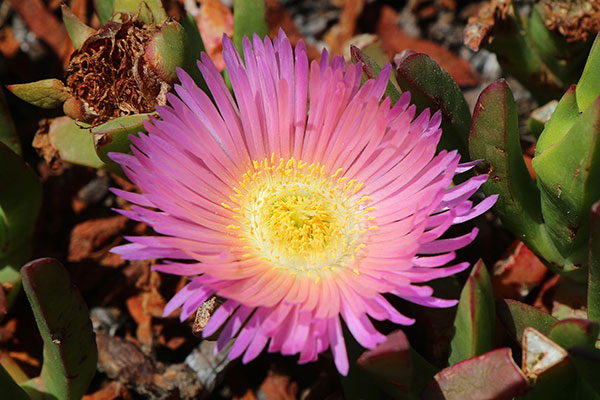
(109, 30), (496, 375)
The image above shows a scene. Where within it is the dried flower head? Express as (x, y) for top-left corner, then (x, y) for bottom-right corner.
(111, 31), (496, 375)
(65, 13), (171, 125)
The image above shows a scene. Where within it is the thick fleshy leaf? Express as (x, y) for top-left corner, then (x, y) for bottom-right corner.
(522, 327), (568, 378)
(535, 86), (578, 154)
(548, 318), (599, 349)
(45, 117), (105, 169)
(576, 33), (600, 112)
(0, 143), (42, 283)
(589, 200), (600, 324)
(233, 0), (268, 56)
(469, 80), (568, 275)
(145, 21), (185, 83)
(0, 89), (21, 155)
(180, 12), (208, 91)
(357, 330), (412, 391)
(0, 364), (28, 400)
(61, 5), (95, 50)
(526, 5), (589, 91)
(520, 327), (578, 400)
(496, 299), (558, 342)
(395, 52), (471, 158)
(448, 259), (495, 364)
(7, 79), (68, 109)
(19, 258), (97, 400)
(528, 100), (557, 138)
(112, 0), (167, 24)
(532, 95), (600, 270)
(95, 0), (114, 24)
(351, 46), (401, 104)
(568, 347), (600, 394)
(344, 329), (436, 400)
(421, 348), (529, 400)
(92, 113), (151, 172)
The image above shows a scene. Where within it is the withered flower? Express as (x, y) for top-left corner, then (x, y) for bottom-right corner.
(64, 13), (173, 126)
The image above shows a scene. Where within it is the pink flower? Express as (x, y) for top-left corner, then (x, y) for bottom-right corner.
(111, 30), (496, 375)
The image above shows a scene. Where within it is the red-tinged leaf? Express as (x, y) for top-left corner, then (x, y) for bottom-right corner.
(357, 330), (411, 391)
(492, 240), (548, 299)
(350, 45), (401, 104)
(395, 51), (471, 158)
(496, 299), (558, 342)
(520, 327), (579, 399)
(548, 318), (599, 349)
(532, 94), (600, 273)
(448, 260), (495, 364)
(469, 80), (568, 276)
(421, 348), (529, 400)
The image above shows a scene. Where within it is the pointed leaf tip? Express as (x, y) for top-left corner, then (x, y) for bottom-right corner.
(396, 51), (471, 158)
(61, 5), (95, 50)
(7, 79), (68, 109)
(449, 259), (495, 365)
(20, 258), (97, 400)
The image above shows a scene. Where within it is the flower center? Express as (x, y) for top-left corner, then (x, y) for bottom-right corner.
(223, 155), (377, 280)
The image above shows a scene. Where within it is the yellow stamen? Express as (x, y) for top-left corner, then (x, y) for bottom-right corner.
(227, 157), (376, 279)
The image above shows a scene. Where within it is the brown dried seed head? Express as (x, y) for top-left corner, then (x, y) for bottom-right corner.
(64, 13), (171, 126)
(541, 0), (600, 43)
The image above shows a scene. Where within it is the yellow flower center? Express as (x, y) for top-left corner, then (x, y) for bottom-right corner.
(223, 155), (377, 280)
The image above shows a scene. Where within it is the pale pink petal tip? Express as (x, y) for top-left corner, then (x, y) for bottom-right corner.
(109, 29), (496, 375)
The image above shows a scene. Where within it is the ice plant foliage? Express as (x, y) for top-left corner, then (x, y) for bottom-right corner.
(111, 31), (496, 375)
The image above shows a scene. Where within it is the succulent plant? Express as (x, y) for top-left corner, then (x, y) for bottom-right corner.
(7, 0), (206, 172)
(464, 0), (599, 104)
(1, 259), (97, 400)
(469, 33), (600, 282)
(341, 26), (600, 400)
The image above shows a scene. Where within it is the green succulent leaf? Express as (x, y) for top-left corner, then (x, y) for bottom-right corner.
(46, 117), (105, 169)
(145, 21), (185, 83)
(589, 200), (600, 325)
(0, 364), (29, 400)
(19, 258), (97, 400)
(233, 0), (268, 57)
(357, 330), (412, 391)
(548, 319), (599, 349)
(568, 347), (600, 395)
(92, 113), (151, 173)
(532, 94), (600, 271)
(526, 5), (589, 90)
(7, 79), (68, 109)
(112, 0), (167, 25)
(0, 143), (42, 283)
(0, 88), (21, 155)
(496, 299), (558, 342)
(350, 46), (401, 104)
(94, 0), (114, 24)
(343, 329), (437, 400)
(576, 33), (600, 112)
(521, 327), (577, 400)
(180, 12), (208, 91)
(421, 348), (529, 400)
(395, 51), (471, 158)
(448, 260), (495, 365)
(535, 86), (579, 155)
(61, 5), (95, 50)
(528, 99), (558, 138)
(469, 80), (567, 274)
